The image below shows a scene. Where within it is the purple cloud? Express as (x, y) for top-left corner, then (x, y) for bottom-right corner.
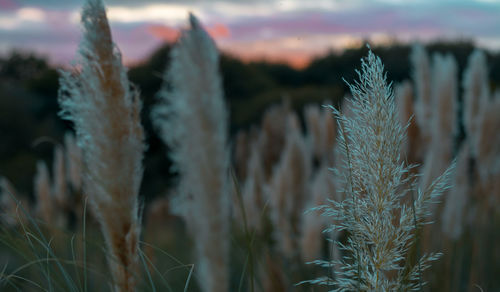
(1, 0), (500, 67)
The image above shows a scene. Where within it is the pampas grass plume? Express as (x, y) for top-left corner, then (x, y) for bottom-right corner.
(306, 49), (454, 291)
(300, 165), (336, 262)
(58, 0), (145, 290)
(420, 53), (457, 192)
(476, 92), (500, 201)
(463, 50), (490, 157)
(431, 53), (458, 142)
(442, 143), (469, 240)
(304, 104), (336, 163)
(241, 142), (267, 231)
(411, 44), (432, 149)
(258, 101), (290, 179)
(152, 14), (230, 292)
(269, 113), (311, 257)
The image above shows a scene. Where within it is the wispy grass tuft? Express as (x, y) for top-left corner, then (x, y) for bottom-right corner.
(303, 49), (454, 291)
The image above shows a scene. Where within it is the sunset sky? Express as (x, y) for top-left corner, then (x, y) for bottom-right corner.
(1, 0), (500, 68)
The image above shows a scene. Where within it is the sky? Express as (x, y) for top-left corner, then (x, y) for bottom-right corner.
(1, 0), (500, 68)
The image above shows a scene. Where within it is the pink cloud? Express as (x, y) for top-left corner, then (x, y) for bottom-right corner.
(2, 2), (500, 70)
(221, 40), (313, 69)
(147, 25), (180, 42)
(45, 10), (76, 31)
(0, 0), (18, 10)
(147, 22), (230, 42)
(206, 23), (230, 39)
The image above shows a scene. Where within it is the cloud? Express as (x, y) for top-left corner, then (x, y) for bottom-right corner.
(16, 0), (81, 10)
(218, 34), (366, 68)
(0, 0), (19, 10)
(206, 23), (231, 38)
(106, 4), (198, 26)
(147, 22), (229, 43)
(17, 7), (46, 22)
(0, 7), (47, 30)
(147, 25), (179, 42)
(2, 0), (500, 68)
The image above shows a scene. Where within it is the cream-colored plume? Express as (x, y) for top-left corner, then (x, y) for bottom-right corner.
(269, 113), (311, 257)
(152, 14), (230, 292)
(58, 0), (145, 290)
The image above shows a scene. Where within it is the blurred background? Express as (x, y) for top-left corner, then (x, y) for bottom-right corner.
(1, 0), (500, 199)
(0, 1), (499, 291)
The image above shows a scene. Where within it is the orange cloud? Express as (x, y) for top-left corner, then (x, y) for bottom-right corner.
(147, 25), (180, 42)
(148, 22), (229, 43)
(219, 38), (321, 69)
(207, 23), (230, 39)
(230, 50), (313, 69)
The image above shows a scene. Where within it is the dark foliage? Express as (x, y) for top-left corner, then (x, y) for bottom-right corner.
(1, 40), (499, 201)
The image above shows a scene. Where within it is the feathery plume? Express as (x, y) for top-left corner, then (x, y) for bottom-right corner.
(269, 113), (311, 257)
(475, 92), (500, 200)
(431, 53), (458, 142)
(241, 142), (267, 231)
(152, 14), (230, 292)
(58, 0), (145, 290)
(300, 165), (336, 262)
(306, 50), (454, 291)
(462, 50), (490, 158)
(258, 101), (290, 179)
(411, 44), (432, 154)
(304, 104), (336, 164)
(442, 143), (469, 240)
(419, 53), (457, 192)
